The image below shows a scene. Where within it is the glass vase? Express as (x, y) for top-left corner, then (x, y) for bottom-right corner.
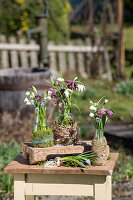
(32, 124), (53, 148)
(95, 129), (104, 140)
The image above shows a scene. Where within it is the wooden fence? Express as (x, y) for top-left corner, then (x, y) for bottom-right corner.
(0, 35), (112, 80)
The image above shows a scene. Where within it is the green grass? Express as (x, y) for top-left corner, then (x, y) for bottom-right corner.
(112, 147), (133, 181)
(0, 140), (21, 197)
(124, 26), (133, 50)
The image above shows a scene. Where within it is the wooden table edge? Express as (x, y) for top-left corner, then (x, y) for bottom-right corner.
(4, 152), (119, 176)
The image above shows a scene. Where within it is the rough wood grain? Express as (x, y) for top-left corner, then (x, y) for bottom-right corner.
(49, 41), (57, 71)
(0, 35), (9, 69)
(19, 38), (29, 68)
(29, 40), (38, 68)
(22, 141), (92, 164)
(68, 41), (76, 73)
(58, 42), (67, 74)
(4, 152), (119, 175)
(9, 36), (19, 68)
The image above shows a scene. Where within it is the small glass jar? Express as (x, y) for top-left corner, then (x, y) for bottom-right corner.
(95, 129), (104, 140)
(32, 123), (53, 148)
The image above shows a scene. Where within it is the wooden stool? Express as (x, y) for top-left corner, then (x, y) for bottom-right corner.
(4, 153), (119, 200)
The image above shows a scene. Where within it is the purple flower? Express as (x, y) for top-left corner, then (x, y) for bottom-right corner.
(60, 89), (65, 95)
(66, 80), (78, 90)
(49, 88), (57, 99)
(98, 108), (106, 118)
(35, 95), (42, 103)
(106, 109), (114, 117)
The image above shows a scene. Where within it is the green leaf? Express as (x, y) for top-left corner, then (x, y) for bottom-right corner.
(32, 86), (37, 94)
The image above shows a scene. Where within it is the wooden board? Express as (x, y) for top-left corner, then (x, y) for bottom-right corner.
(4, 152), (119, 176)
(22, 141), (92, 164)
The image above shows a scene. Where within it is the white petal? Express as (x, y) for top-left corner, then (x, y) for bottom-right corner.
(90, 100), (92, 104)
(105, 99), (108, 103)
(25, 91), (30, 96)
(90, 105), (96, 111)
(89, 113), (94, 117)
(57, 78), (64, 82)
(24, 98), (29, 102)
(65, 90), (69, 97)
(74, 77), (78, 81)
(26, 101), (31, 105)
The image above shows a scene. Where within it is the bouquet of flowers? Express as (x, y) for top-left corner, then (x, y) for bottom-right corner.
(48, 74), (85, 144)
(89, 97), (114, 140)
(89, 97), (114, 165)
(24, 86), (53, 148)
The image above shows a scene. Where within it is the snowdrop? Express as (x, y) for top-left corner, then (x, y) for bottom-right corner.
(90, 105), (97, 111)
(57, 77), (64, 82)
(30, 100), (35, 105)
(78, 84), (85, 92)
(90, 100), (92, 104)
(74, 77), (78, 81)
(26, 101), (31, 105)
(89, 113), (94, 117)
(104, 99), (108, 104)
(24, 97), (29, 103)
(25, 91), (30, 96)
(65, 89), (73, 97)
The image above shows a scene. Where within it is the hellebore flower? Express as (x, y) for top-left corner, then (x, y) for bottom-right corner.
(66, 80), (78, 90)
(98, 108), (106, 118)
(35, 95), (42, 103)
(106, 109), (114, 117)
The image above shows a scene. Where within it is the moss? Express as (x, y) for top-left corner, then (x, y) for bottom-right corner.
(32, 127), (53, 148)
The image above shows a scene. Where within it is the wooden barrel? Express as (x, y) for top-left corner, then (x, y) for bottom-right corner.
(0, 68), (58, 111)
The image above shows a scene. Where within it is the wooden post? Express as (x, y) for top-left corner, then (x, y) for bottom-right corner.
(117, 0), (125, 78)
(0, 35), (9, 69)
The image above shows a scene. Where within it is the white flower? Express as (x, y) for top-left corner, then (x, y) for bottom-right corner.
(105, 99), (108, 103)
(65, 89), (72, 97)
(30, 100), (35, 105)
(26, 101), (31, 105)
(30, 92), (35, 98)
(78, 84), (86, 92)
(90, 105), (96, 111)
(90, 100), (92, 104)
(40, 101), (45, 107)
(48, 91), (52, 96)
(74, 77), (78, 81)
(57, 77), (64, 82)
(24, 98), (29, 103)
(35, 108), (39, 113)
(46, 96), (51, 101)
(89, 113), (94, 117)
(25, 91), (30, 96)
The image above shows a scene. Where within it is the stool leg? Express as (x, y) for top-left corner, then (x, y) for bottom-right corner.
(14, 174), (25, 200)
(26, 196), (35, 200)
(94, 175), (112, 200)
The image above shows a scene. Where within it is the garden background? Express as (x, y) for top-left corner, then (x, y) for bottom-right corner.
(0, 0), (133, 199)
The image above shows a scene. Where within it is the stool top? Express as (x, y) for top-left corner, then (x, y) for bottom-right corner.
(4, 152), (119, 176)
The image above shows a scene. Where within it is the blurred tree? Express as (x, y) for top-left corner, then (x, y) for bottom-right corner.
(0, 0), (71, 42)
